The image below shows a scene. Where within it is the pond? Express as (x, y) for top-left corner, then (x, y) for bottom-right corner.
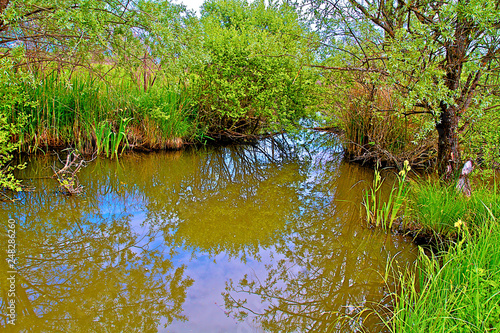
(0, 131), (417, 332)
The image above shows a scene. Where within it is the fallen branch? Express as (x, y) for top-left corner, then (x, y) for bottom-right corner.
(52, 150), (95, 195)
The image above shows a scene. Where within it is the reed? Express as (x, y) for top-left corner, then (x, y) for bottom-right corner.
(325, 79), (436, 168)
(16, 69), (194, 154)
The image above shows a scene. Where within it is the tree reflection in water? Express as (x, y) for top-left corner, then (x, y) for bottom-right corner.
(222, 134), (416, 332)
(0, 181), (193, 332)
(0, 131), (415, 332)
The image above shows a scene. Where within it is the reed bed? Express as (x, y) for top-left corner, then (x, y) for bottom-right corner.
(15, 70), (195, 156)
(324, 79), (436, 168)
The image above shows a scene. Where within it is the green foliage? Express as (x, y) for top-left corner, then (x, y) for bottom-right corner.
(17, 71), (193, 153)
(133, 85), (194, 140)
(0, 0), (195, 72)
(94, 117), (132, 158)
(385, 219), (500, 332)
(1, 0), (198, 156)
(305, 0), (500, 171)
(363, 161), (411, 230)
(189, 0), (319, 136)
(461, 92), (500, 169)
(0, 56), (29, 192)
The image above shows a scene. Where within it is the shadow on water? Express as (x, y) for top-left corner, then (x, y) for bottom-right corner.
(0, 131), (417, 332)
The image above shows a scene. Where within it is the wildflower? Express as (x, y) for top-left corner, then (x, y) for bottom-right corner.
(454, 219), (463, 229)
(404, 160), (411, 171)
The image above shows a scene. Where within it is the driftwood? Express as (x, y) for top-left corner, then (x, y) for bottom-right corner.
(52, 150), (95, 195)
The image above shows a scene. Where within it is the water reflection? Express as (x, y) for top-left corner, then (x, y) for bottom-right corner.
(0, 131), (416, 332)
(0, 199), (192, 332)
(223, 160), (410, 332)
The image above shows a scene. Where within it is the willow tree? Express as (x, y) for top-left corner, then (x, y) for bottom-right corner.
(0, 0), (196, 77)
(301, 0), (500, 177)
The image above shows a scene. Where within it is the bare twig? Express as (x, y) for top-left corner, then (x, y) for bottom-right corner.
(51, 150), (95, 195)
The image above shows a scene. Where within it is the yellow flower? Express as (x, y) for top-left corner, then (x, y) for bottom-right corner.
(404, 160), (411, 172)
(454, 219), (463, 229)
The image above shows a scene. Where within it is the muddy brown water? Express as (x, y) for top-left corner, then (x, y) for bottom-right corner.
(0, 131), (417, 332)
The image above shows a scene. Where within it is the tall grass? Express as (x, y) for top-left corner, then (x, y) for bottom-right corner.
(324, 79), (436, 167)
(408, 179), (500, 236)
(15, 70), (195, 155)
(383, 218), (500, 332)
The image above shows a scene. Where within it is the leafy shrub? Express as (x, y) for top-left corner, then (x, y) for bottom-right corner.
(189, 0), (319, 137)
(0, 56), (30, 192)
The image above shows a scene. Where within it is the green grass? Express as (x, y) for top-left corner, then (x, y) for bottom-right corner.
(15, 70), (196, 155)
(384, 218), (500, 332)
(363, 175), (500, 332)
(366, 177), (500, 332)
(407, 179), (500, 236)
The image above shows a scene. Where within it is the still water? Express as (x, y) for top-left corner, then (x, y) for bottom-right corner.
(0, 131), (416, 332)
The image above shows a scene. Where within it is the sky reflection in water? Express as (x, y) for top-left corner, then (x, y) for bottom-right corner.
(0, 131), (416, 332)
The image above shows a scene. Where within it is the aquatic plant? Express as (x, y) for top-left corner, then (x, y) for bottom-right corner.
(363, 161), (411, 230)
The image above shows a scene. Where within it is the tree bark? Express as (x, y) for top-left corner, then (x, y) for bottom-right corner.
(437, 103), (461, 179)
(437, 11), (471, 179)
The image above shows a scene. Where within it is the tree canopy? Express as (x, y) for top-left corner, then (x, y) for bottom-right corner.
(300, 0), (500, 175)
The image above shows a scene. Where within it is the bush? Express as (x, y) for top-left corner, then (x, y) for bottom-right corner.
(0, 57), (29, 192)
(189, 0), (319, 138)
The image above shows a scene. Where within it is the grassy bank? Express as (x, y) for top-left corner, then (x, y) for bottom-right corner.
(407, 180), (500, 237)
(385, 217), (500, 332)
(364, 173), (500, 331)
(15, 71), (196, 155)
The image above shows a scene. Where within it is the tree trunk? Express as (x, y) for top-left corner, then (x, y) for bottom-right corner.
(437, 102), (461, 179)
(437, 12), (471, 179)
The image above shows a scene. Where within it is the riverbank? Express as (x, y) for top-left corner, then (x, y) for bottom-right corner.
(13, 72), (196, 155)
(386, 216), (500, 332)
(371, 175), (500, 332)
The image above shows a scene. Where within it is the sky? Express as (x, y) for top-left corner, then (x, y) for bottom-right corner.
(175, 0), (205, 13)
